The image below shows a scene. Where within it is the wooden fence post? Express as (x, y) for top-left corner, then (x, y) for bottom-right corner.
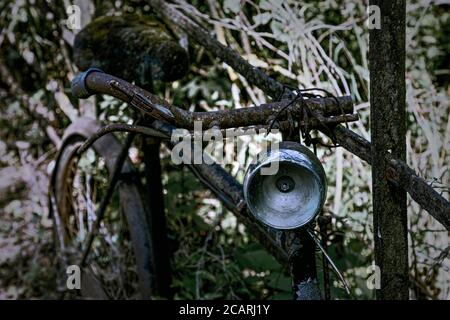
(369, 0), (409, 299)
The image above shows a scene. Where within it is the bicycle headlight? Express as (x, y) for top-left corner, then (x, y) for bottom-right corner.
(243, 141), (327, 230)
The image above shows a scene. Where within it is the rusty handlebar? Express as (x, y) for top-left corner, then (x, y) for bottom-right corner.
(71, 68), (356, 130)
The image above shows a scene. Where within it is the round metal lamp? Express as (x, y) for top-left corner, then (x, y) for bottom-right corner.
(243, 141), (327, 230)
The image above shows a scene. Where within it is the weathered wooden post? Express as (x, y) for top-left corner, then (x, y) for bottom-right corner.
(369, 0), (409, 299)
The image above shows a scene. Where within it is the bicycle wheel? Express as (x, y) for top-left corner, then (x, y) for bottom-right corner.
(50, 117), (154, 299)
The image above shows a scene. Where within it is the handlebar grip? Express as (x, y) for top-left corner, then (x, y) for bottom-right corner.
(71, 68), (104, 99)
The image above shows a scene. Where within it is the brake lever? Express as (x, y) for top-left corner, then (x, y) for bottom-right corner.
(109, 79), (175, 123)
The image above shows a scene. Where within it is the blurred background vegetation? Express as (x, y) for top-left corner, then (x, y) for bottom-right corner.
(0, 0), (448, 299)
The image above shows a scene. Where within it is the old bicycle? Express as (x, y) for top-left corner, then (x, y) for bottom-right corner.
(49, 12), (358, 300)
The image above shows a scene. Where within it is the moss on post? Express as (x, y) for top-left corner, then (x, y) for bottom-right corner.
(74, 14), (189, 85)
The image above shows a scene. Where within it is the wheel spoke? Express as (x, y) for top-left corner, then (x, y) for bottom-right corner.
(79, 132), (136, 266)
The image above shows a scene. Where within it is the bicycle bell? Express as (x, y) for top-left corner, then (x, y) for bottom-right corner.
(243, 141), (327, 230)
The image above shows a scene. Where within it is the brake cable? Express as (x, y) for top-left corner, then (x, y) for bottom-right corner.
(268, 85), (348, 151)
(306, 228), (351, 296)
